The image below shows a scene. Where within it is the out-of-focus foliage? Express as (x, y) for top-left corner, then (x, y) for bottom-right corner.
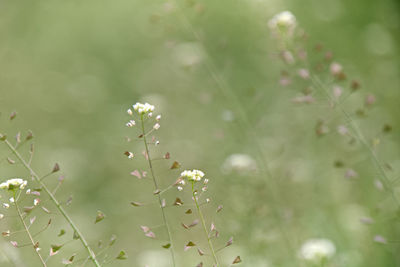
(0, 0), (399, 266)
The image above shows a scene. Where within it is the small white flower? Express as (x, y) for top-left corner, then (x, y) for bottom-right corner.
(26, 189), (31, 194)
(203, 178), (209, 184)
(202, 186), (207, 192)
(177, 186), (183, 191)
(9, 197), (14, 203)
(206, 198), (210, 203)
(0, 178), (28, 190)
(33, 199), (40, 206)
(127, 152), (134, 159)
(180, 169), (205, 182)
(133, 102), (155, 115)
(127, 109), (133, 116)
(126, 120), (136, 127)
(148, 112), (153, 118)
(153, 123), (161, 130)
(155, 141), (160, 146)
(2, 203), (9, 209)
(156, 115), (161, 121)
(299, 238), (336, 262)
(0, 214), (4, 219)
(269, 11), (297, 37)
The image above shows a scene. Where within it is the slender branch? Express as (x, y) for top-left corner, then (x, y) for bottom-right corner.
(311, 76), (400, 207)
(3, 139), (101, 267)
(14, 193), (47, 267)
(169, 1), (296, 257)
(140, 114), (176, 267)
(191, 182), (219, 266)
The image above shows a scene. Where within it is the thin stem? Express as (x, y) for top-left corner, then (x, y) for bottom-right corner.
(169, 2), (296, 258)
(140, 115), (176, 267)
(311, 76), (400, 207)
(191, 182), (219, 266)
(3, 139), (101, 267)
(14, 192), (47, 267)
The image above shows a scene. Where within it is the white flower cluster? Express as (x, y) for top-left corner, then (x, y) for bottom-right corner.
(299, 238), (336, 262)
(0, 178), (28, 190)
(132, 102), (155, 115)
(180, 169), (205, 182)
(268, 11), (297, 37)
(222, 154), (257, 174)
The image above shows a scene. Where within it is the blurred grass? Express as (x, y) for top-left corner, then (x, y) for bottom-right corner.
(0, 0), (399, 266)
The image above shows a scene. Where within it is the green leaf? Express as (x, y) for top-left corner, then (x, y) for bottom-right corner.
(50, 244), (63, 256)
(109, 235), (117, 246)
(95, 210), (105, 224)
(130, 201), (143, 207)
(116, 250), (127, 260)
(232, 256), (242, 264)
(162, 243), (171, 249)
(170, 161), (181, 169)
(58, 229), (66, 237)
(51, 244), (63, 253)
(73, 231), (79, 240)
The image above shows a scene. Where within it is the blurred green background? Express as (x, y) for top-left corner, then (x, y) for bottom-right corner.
(0, 0), (400, 266)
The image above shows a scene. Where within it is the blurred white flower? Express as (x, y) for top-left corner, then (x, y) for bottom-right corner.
(181, 169), (205, 182)
(332, 85), (343, 99)
(298, 68), (310, 79)
(133, 102), (155, 115)
(138, 250), (170, 267)
(222, 154), (257, 174)
(330, 62), (343, 76)
(337, 125), (349, 136)
(174, 42), (204, 67)
(268, 11), (297, 37)
(299, 238), (336, 262)
(221, 110), (235, 122)
(153, 123), (161, 130)
(0, 178), (28, 190)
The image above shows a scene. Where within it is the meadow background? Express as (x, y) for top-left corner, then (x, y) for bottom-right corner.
(0, 0), (400, 266)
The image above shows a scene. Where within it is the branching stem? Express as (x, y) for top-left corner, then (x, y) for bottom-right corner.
(191, 182), (219, 266)
(140, 115), (176, 267)
(14, 192), (47, 267)
(4, 139), (101, 267)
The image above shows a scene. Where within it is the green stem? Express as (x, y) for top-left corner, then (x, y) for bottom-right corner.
(4, 140), (101, 267)
(312, 76), (400, 207)
(140, 115), (176, 267)
(14, 191), (47, 267)
(191, 182), (219, 266)
(170, 2), (296, 258)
